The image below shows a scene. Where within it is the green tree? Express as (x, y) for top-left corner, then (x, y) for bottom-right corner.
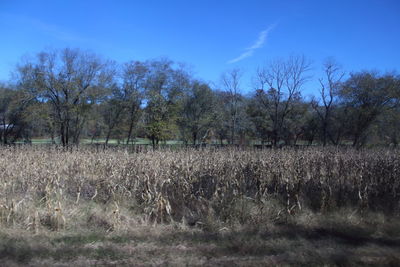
(102, 83), (128, 146)
(178, 81), (215, 144)
(376, 106), (400, 146)
(0, 84), (31, 144)
(339, 72), (399, 147)
(247, 93), (272, 145)
(144, 59), (188, 147)
(122, 61), (148, 145)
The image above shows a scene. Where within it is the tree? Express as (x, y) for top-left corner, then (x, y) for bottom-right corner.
(311, 59), (344, 146)
(301, 108), (320, 145)
(339, 72), (399, 147)
(98, 60), (148, 147)
(101, 83), (127, 147)
(247, 93), (272, 145)
(221, 69), (243, 144)
(26, 101), (57, 143)
(282, 99), (311, 145)
(376, 105), (400, 146)
(144, 59), (188, 147)
(253, 55), (311, 146)
(122, 61), (148, 145)
(86, 103), (106, 144)
(0, 84), (31, 144)
(213, 91), (230, 145)
(17, 48), (112, 147)
(178, 81), (215, 144)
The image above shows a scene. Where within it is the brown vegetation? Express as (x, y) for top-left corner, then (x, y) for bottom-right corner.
(0, 146), (399, 265)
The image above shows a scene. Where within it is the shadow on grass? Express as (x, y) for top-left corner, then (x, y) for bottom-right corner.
(0, 234), (130, 264)
(1, 223), (400, 265)
(252, 223), (400, 247)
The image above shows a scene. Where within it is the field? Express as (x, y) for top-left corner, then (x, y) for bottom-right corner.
(0, 146), (400, 266)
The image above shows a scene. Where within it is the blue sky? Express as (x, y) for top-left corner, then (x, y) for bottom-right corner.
(1, 0), (399, 96)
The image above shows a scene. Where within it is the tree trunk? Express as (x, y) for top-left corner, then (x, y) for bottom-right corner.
(1, 118), (5, 144)
(126, 120), (134, 145)
(151, 136), (156, 150)
(104, 129), (112, 148)
(126, 105), (137, 145)
(60, 123), (66, 147)
(65, 120), (70, 147)
(192, 132), (197, 145)
(322, 120), (327, 146)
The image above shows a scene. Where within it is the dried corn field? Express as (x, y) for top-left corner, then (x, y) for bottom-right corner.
(1, 146), (400, 266)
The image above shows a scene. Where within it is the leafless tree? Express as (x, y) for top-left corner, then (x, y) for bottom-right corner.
(254, 55), (311, 146)
(221, 69), (242, 144)
(311, 59), (345, 146)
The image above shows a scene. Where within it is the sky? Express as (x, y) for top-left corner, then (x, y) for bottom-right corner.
(0, 0), (399, 96)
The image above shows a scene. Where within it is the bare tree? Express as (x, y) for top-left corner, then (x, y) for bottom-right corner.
(254, 55), (311, 146)
(311, 59), (345, 146)
(221, 69), (242, 144)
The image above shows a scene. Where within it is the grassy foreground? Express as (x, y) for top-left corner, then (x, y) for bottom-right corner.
(0, 146), (399, 266)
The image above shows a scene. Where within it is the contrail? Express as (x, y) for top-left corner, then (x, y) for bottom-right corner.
(228, 23), (277, 64)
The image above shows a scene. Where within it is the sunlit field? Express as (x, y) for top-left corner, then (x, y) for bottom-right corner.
(0, 146), (399, 265)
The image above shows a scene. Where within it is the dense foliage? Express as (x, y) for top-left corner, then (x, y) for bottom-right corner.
(1, 49), (399, 147)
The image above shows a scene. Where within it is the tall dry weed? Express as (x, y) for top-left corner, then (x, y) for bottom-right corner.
(0, 146), (399, 231)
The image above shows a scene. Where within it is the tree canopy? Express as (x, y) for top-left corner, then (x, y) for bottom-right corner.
(0, 48), (398, 148)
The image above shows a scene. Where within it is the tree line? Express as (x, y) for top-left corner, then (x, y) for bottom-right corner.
(1, 48), (399, 147)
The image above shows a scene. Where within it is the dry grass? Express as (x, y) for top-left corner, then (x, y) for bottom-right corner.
(0, 146), (399, 265)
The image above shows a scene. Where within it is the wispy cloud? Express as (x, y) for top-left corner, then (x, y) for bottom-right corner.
(30, 19), (90, 42)
(1, 13), (91, 43)
(228, 23), (277, 64)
